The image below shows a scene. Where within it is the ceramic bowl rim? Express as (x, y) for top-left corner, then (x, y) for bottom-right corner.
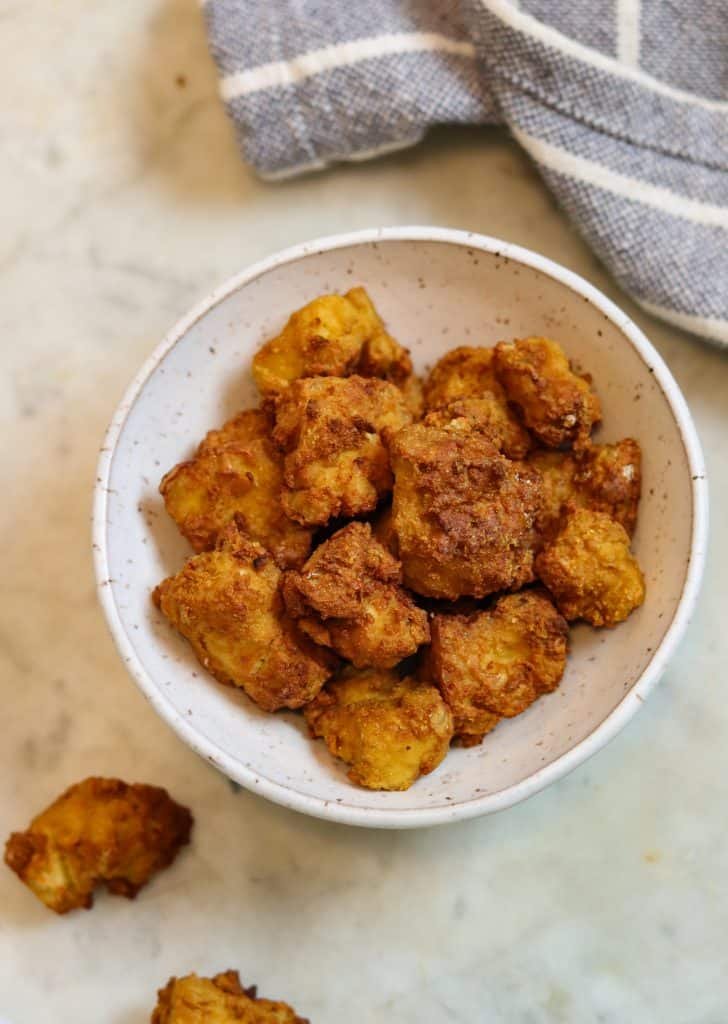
(92, 226), (709, 829)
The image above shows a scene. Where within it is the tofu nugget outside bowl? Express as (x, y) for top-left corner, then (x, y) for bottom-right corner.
(93, 227), (708, 829)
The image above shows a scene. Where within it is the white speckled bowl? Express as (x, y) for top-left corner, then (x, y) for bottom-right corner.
(93, 227), (708, 828)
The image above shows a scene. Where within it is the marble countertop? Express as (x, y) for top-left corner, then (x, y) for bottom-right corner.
(2, 3), (727, 1022)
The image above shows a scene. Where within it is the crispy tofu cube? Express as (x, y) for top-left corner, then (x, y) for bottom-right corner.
(151, 971), (308, 1024)
(390, 420), (541, 599)
(304, 668), (453, 791)
(428, 591), (568, 743)
(370, 503), (399, 558)
(282, 522), (429, 668)
(252, 287), (412, 396)
(527, 448), (579, 540)
(153, 523), (335, 711)
(423, 346), (529, 454)
(529, 439), (641, 540)
(347, 286), (413, 385)
(399, 372), (425, 420)
(573, 439), (642, 535)
(4, 778), (192, 914)
(423, 345), (502, 410)
(535, 507), (645, 626)
(160, 408), (313, 568)
(272, 375), (411, 526)
(424, 396), (531, 459)
(494, 336), (600, 449)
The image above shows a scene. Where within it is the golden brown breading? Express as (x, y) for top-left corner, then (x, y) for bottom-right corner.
(282, 522), (429, 668)
(153, 523), (335, 711)
(429, 592), (568, 743)
(272, 375), (411, 526)
(399, 373), (425, 420)
(160, 409), (313, 568)
(535, 507), (645, 626)
(197, 407), (271, 452)
(573, 439), (642, 535)
(390, 420), (541, 599)
(4, 778), (192, 914)
(152, 971), (308, 1024)
(252, 287), (412, 396)
(494, 336), (601, 449)
(304, 668), (453, 791)
(347, 286), (413, 386)
(424, 396), (532, 459)
(422, 345), (529, 448)
(370, 503), (399, 557)
(529, 439), (642, 540)
(527, 448), (579, 540)
(423, 345), (502, 410)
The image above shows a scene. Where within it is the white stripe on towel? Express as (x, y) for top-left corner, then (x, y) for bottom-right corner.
(637, 300), (728, 346)
(511, 127), (728, 229)
(617, 0), (641, 68)
(481, 0), (728, 111)
(220, 32), (477, 101)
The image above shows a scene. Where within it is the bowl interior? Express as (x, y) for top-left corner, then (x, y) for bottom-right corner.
(101, 236), (694, 823)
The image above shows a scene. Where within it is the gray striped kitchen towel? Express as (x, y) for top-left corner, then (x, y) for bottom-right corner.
(202, 1), (728, 347)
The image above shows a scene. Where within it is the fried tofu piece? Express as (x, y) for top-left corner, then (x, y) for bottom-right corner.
(494, 336), (601, 449)
(272, 375), (411, 526)
(152, 971), (308, 1024)
(529, 439), (642, 540)
(196, 407), (271, 452)
(282, 522), (429, 668)
(528, 448), (579, 540)
(371, 503), (399, 557)
(423, 345), (502, 410)
(153, 523), (335, 711)
(399, 373), (425, 420)
(535, 507), (645, 626)
(424, 396), (531, 459)
(4, 778), (192, 914)
(423, 346), (529, 450)
(429, 592), (568, 743)
(574, 439), (642, 536)
(160, 409), (313, 568)
(252, 287), (412, 396)
(348, 286), (413, 386)
(304, 668), (453, 791)
(390, 420), (541, 599)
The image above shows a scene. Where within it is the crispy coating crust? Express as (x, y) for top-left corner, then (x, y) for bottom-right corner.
(399, 373), (425, 420)
(423, 346), (502, 409)
(429, 592), (568, 742)
(272, 375), (411, 526)
(347, 287), (413, 386)
(535, 507), (646, 626)
(573, 439), (642, 535)
(4, 778), (192, 914)
(153, 523), (335, 711)
(424, 396), (532, 459)
(390, 421), (541, 599)
(252, 287), (412, 396)
(527, 448), (578, 540)
(151, 971), (308, 1024)
(494, 336), (601, 449)
(423, 346), (529, 450)
(529, 440), (642, 541)
(197, 408), (271, 452)
(282, 522), (429, 668)
(304, 668), (453, 791)
(371, 503), (399, 558)
(160, 409), (313, 567)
